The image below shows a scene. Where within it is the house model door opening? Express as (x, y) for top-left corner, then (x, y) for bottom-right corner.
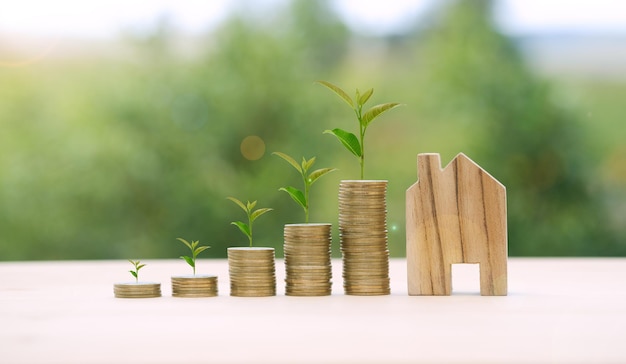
(451, 263), (481, 295)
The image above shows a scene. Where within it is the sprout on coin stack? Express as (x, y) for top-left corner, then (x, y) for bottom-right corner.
(171, 238), (218, 298)
(273, 152), (337, 296)
(113, 260), (161, 299)
(316, 81), (401, 296)
(227, 197), (276, 297)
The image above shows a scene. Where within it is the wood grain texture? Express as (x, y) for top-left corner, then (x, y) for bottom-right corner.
(406, 153), (507, 295)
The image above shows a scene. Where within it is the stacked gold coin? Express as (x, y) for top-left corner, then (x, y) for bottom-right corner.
(338, 180), (390, 295)
(114, 282), (161, 298)
(171, 275), (218, 297)
(284, 223), (332, 296)
(228, 247), (276, 297)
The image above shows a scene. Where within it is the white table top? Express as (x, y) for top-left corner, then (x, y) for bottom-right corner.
(1, 258), (625, 363)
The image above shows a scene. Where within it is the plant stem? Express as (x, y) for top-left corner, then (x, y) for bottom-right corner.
(360, 127), (365, 180)
(357, 106), (365, 180)
(248, 211), (253, 247)
(304, 174), (310, 223)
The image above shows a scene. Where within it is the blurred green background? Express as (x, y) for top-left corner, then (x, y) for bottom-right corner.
(1, 0), (625, 260)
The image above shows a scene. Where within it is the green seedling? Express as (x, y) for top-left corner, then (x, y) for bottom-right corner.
(128, 259), (145, 283)
(177, 238), (210, 275)
(273, 152), (337, 223)
(316, 80), (402, 179)
(227, 197), (273, 247)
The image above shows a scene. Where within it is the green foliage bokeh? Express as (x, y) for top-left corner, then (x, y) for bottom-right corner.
(0, 0), (624, 260)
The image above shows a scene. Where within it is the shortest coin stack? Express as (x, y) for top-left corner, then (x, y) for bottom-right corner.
(114, 282), (161, 298)
(228, 247), (276, 297)
(171, 275), (218, 297)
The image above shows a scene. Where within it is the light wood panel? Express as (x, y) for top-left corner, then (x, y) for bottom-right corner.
(407, 153), (507, 295)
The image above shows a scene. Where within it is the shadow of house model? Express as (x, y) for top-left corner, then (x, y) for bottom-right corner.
(406, 153), (507, 296)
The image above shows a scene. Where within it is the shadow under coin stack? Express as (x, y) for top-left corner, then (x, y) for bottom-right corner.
(171, 275), (218, 297)
(284, 223), (332, 296)
(114, 282), (161, 298)
(228, 247), (276, 297)
(338, 180), (391, 295)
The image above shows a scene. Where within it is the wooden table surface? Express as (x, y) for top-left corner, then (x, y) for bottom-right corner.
(1, 258), (625, 363)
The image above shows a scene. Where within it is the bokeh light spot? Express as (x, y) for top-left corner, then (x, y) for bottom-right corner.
(240, 135), (266, 160)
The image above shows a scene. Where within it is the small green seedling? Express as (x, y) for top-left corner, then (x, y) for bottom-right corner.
(227, 197), (272, 247)
(316, 80), (402, 179)
(128, 259), (145, 283)
(177, 238), (210, 275)
(273, 152), (337, 223)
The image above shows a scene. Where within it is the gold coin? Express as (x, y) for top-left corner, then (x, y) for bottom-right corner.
(114, 283), (161, 298)
(172, 287), (217, 292)
(345, 290), (390, 296)
(229, 277), (276, 283)
(285, 277), (331, 283)
(286, 292), (331, 297)
(285, 267), (331, 272)
(343, 258), (389, 264)
(170, 282), (216, 287)
(230, 289), (276, 297)
(172, 292), (218, 298)
(114, 287), (161, 293)
(284, 252), (329, 257)
(228, 265), (275, 270)
(284, 259), (331, 266)
(227, 257), (275, 263)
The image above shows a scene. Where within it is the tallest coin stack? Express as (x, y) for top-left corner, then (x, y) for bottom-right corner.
(338, 180), (391, 295)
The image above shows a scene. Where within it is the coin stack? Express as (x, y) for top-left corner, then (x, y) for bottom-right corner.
(284, 223), (332, 296)
(338, 180), (390, 295)
(171, 275), (218, 297)
(114, 282), (161, 298)
(228, 247), (276, 297)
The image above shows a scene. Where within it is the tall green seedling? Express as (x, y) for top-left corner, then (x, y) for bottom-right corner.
(177, 238), (210, 275)
(316, 80), (401, 179)
(128, 259), (145, 283)
(273, 152), (337, 223)
(227, 197), (273, 247)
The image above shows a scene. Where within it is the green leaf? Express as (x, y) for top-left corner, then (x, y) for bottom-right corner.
(231, 221), (251, 239)
(316, 80), (354, 109)
(361, 102), (401, 127)
(176, 237), (193, 250)
(272, 152), (302, 174)
(358, 88), (374, 106)
(130, 271), (137, 278)
(180, 255), (194, 268)
(302, 157), (316, 173)
(324, 128), (362, 157)
(136, 264), (145, 271)
(193, 245), (210, 258)
(250, 207), (273, 222)
(279, 186), (307, 209)
(308, 167), (338, 185)
(227, 197), (247, 213)
(247, 200), (257, 211)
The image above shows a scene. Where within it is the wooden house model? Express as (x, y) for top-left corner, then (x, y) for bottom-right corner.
(406, 153), (507, 296)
